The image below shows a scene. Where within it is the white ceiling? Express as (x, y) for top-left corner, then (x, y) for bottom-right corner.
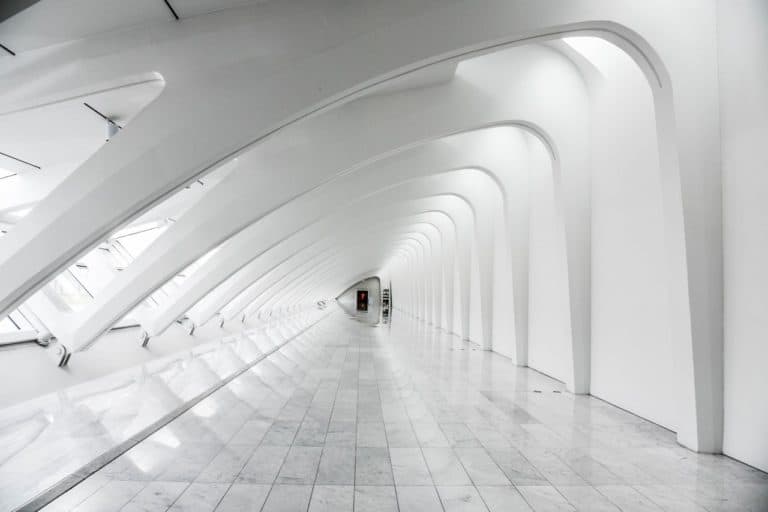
(0, 78), (164, 174)
(0, 78), (164, 224)
(361, 61), (458, 99)
(0, 0), (271, 53)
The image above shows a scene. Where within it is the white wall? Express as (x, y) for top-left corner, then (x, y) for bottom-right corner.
(567, 39), (677, 431)
(468, 243), (484, 344)
(451, 263), (463, 336)
(491, 209), (517, 359)
(719, 0), (768, 472)
(524, 39), (677, 435)
(527, 160), (572, 383)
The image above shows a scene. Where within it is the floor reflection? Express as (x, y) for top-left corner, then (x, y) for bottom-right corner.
(16, 308), (768, 512)
(0, 309), (329, 512)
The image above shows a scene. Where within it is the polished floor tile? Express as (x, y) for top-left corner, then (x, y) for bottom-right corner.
(354, 486), (398, 512)
(236, 445), (289, 484)
(422, 447), (473, 485)
(454, 447), (510, 485)
(196, 444), (254, 483)
(384, 421), (419, 447)
(72, 480), (146, 512)
(308, 485), (353, 512)
(122, 481), (189, 512)
(440, 422), (482, 448)
(476, 485), (533, 512)
(357, 421), (388, 447)
(517, 485), (576, 512)
(1, 313), (325, 512)
(555, 485), (619, 511)
(29, 309), (768, 512)
(390, 447), (433, 486)
(396, 485), (443, 512)
(39, 474), (111, 512)
(261, 484), (312, 512)
(214, 483), (271, 512)
(315, 446), (355, 484)
(275, 446), (322, 484)
(437, 485), (488, 512)
(594, 485), (663, 511)
(355, 446), (394, 485)
(168, 482), (229, 512)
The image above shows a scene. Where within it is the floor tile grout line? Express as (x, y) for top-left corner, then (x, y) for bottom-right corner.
(395, 328), (448, 512)
(373, 335), (401, 512)
(48, 472), (113, 511)
(218, 338), (312, 510)
(408, 318), (512, 512)
(227, 338), (311, 507)
(173, 318), (329, 512)
(420, 317), (574, 511)
(629, 483), (687, 512)
(396, 316), (622, 512)
(42, 309), (751, 512)
(258, 331), (328, 511)
(58, 313), (330, 512)
(95, 479), (153, 512)
(306, 332), (345, 511)
(351, 330), (360, 511)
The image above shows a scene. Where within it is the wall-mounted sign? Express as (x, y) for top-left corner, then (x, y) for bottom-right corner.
(356, 290), (368, 311)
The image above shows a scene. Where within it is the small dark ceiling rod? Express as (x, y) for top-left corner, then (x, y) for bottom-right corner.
(0, 151), (40, 170)
(163, 0), (180, 20)
(0, 43), (15, 56)
(83, 102), (122, 129)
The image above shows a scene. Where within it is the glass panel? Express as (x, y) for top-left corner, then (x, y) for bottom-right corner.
(69, 248), (115, 298)
(0, 316), (19, 333)
(0, 309), (34, 334)
(9, 309), (33, 330)
(114, 225), (166, 259)
(42, 270), (93, 312)
(102, 243), (130, 270)
(69, 262), (93, 291)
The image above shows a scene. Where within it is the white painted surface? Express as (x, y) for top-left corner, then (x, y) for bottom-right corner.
(527, 158), (572, 383)
(0, 0), (758, 468)
(719, 0), (768, 472)
(568, 39), (676, 431)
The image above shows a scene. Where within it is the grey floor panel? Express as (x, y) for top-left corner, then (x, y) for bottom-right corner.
(40, 310), (768, 512)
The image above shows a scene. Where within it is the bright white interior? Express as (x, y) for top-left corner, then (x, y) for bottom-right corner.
(0, 0), (766, 475)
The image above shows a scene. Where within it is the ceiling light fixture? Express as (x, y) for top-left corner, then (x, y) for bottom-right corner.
(83, 102), (122, 141)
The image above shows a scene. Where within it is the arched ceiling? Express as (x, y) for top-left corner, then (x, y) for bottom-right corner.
(0, 0), (728, 457)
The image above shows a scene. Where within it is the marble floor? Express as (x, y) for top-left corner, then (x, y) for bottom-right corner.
(38, 308), (768, 511)
(0, 309), (329, 512)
